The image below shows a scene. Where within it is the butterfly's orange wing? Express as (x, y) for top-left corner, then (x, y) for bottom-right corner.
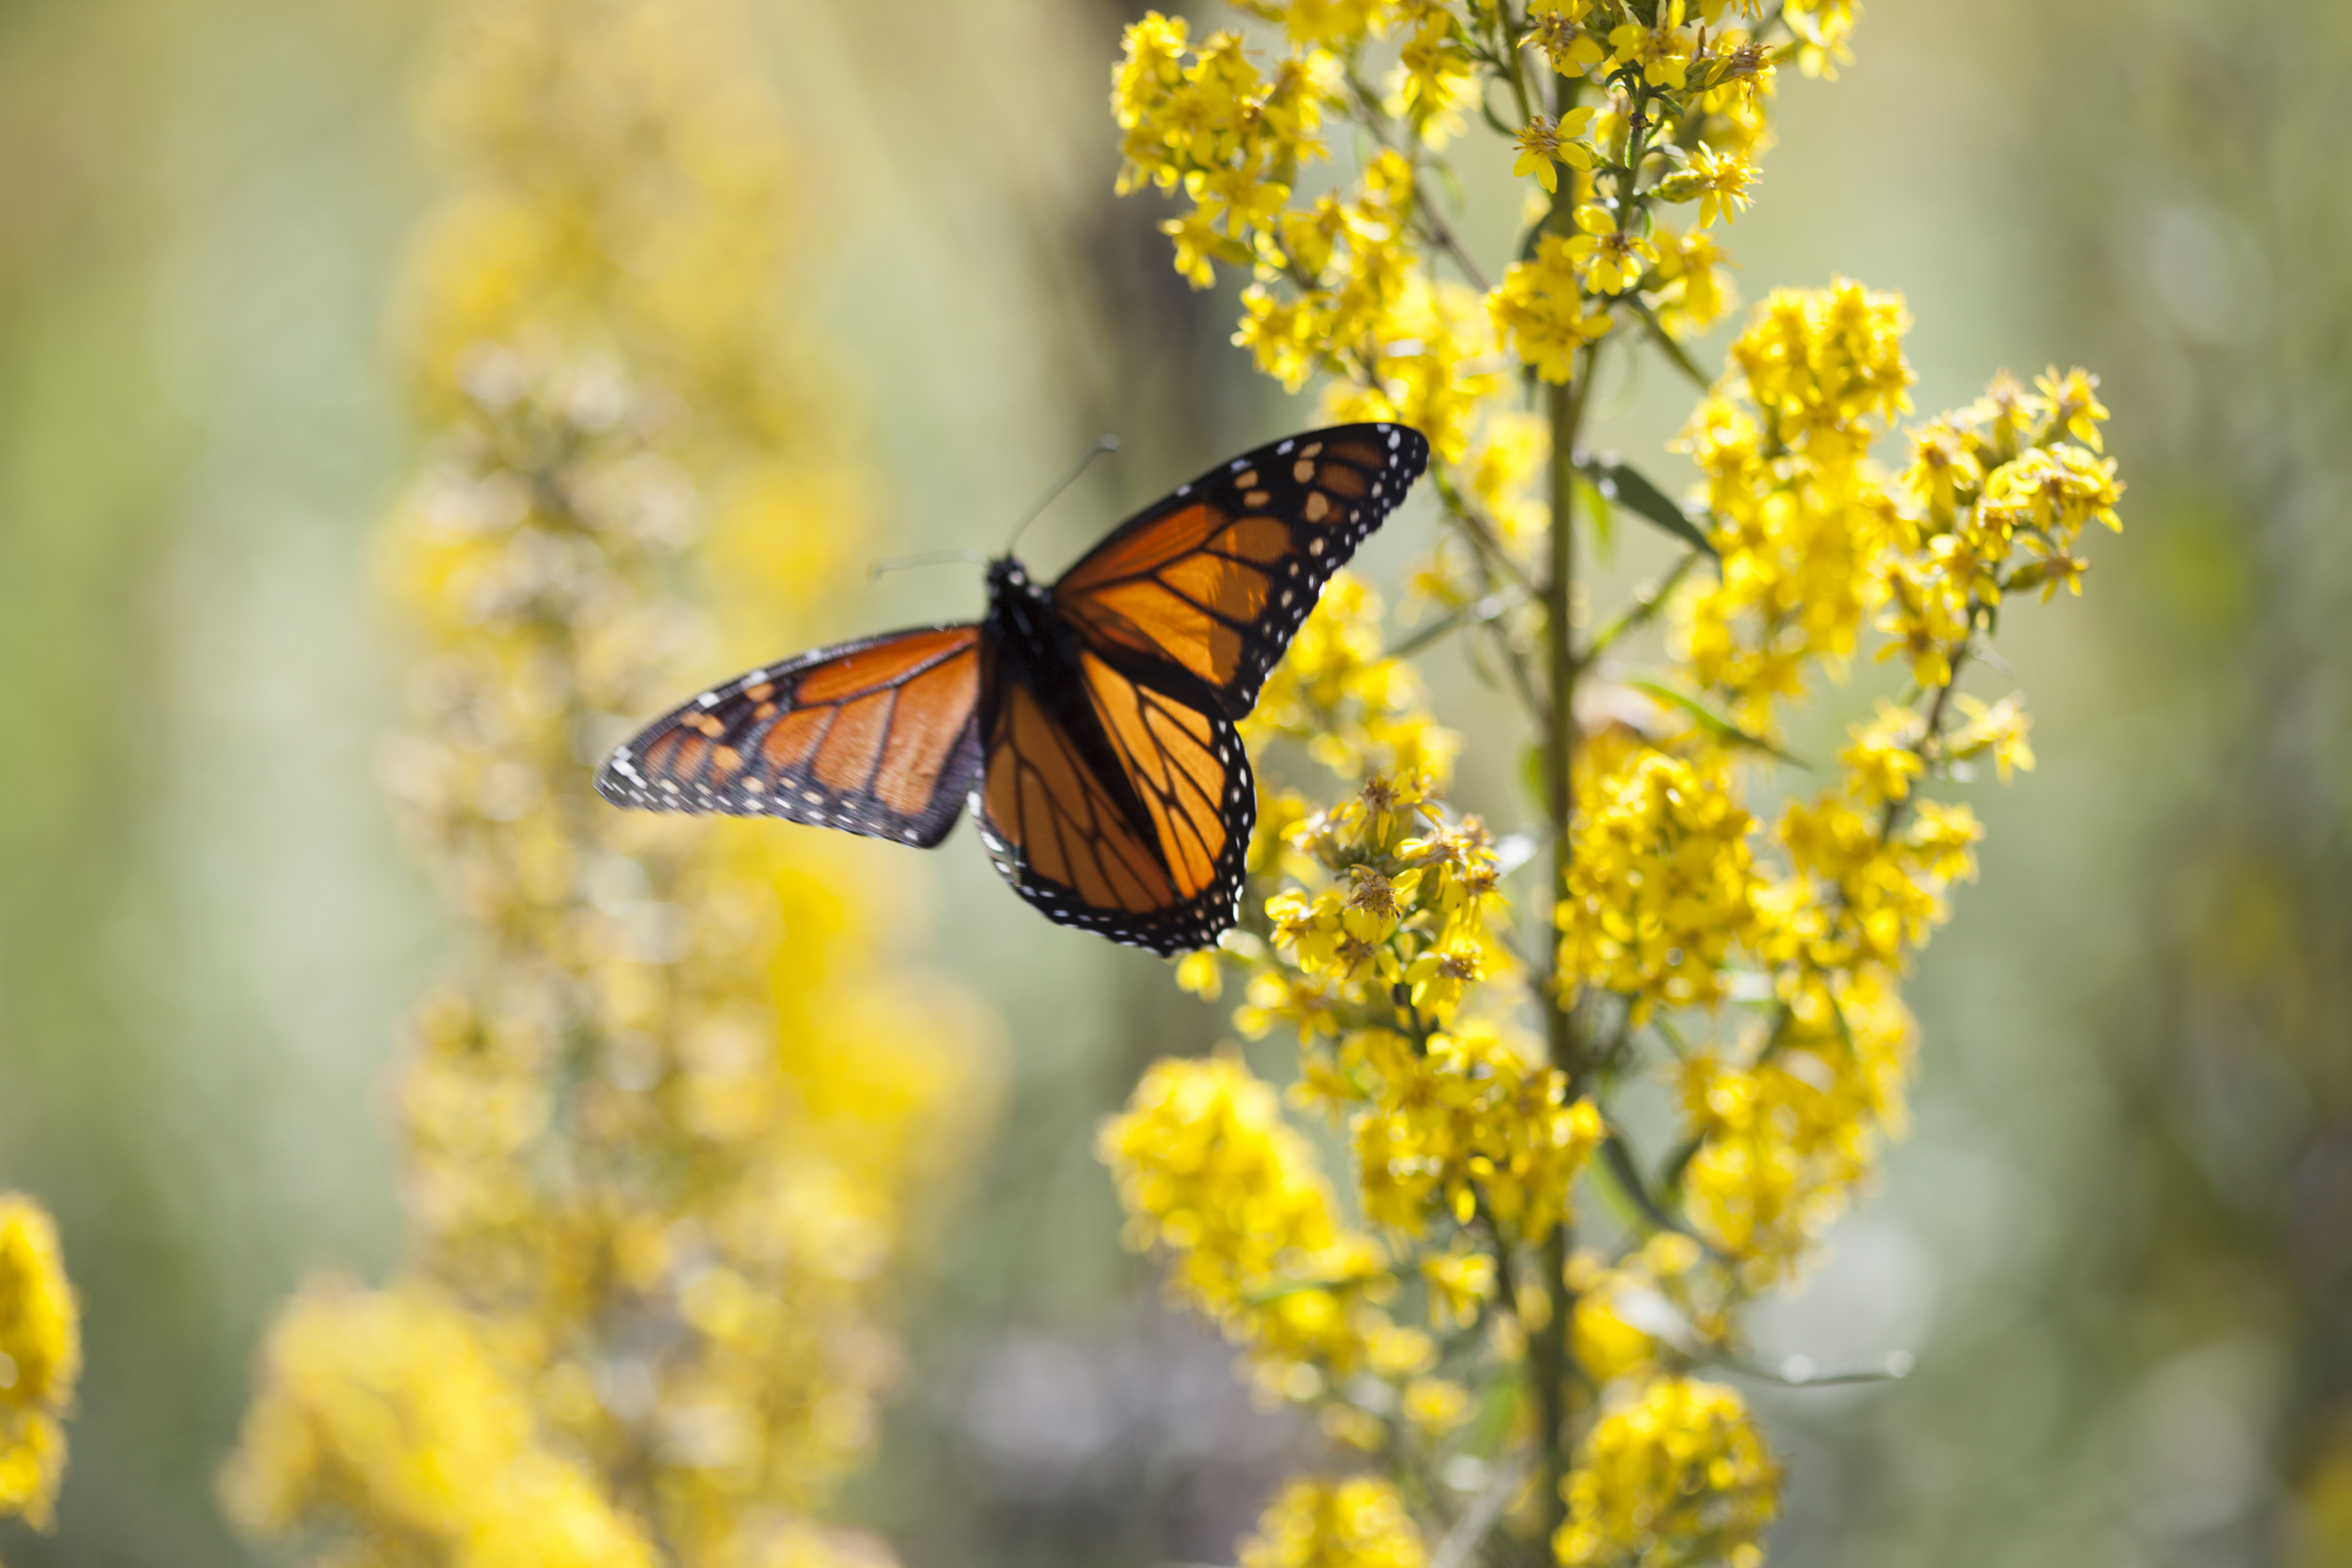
(596, 624), (982, 847)
(975, 424), (1430, 953)
(1052, 423), (1431, 717)
(972, 647), (1252, 956)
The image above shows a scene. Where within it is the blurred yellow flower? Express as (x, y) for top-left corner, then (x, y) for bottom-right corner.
(1241, 1475), (1427, 1568)
(1567, 204), (1659, 296)
(225, 1283), (658, 1568)
(1557, 1378), (1779, 1568)
(232, 2), (990, 1564)
(1101, 1054), (1394, 1392)
(0, 1196), (77, 1535)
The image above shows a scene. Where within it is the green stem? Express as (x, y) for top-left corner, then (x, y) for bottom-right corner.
(1877, 662), (1967, 842)
(1534, 362), (1587, 1560)
(1533, 52), (1595, 1516)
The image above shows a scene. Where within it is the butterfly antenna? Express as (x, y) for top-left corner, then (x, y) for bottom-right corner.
(1004, 434), (1120, 557)
(867, 548), (991, 582)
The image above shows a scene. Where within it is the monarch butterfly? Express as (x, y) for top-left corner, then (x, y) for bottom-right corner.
(597, 423), (1431, 955)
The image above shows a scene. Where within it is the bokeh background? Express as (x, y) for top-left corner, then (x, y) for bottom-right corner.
(1, 0), (2347, 1564)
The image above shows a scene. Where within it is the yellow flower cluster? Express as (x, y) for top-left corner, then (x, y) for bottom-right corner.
(1100, 1054), (1396, 1400)
(1114, 635), (1596, 1461)
(1240, 1475), (1429, 1568)
(1555, 1378), (1778, 1568)
(1640, 292), (2119, 1285)
(1258, 770), (1517, 1033)
(224, 1283), (657, 1568)
(1493, 233), (1618, 386)
(230, 4), (986, 1566)
(0, 1196), (77, 1536)
(1559, 750), (1760, 1023)
(1114, 0), (1766, 402)
(1683, 284), (2120, 729)
(1674, 970), (1913, 1282)
(1102, 8), (2121, 1565)
(1677, 279), (1916, 732)
(1345, 1022), (1606, 1239)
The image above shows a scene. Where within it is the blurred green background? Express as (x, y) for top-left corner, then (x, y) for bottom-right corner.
(1, 1), (2346, 1564)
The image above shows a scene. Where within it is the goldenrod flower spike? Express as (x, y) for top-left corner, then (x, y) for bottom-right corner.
(228, 1), (987, 1562)
(1100, 2), (2122, 1560)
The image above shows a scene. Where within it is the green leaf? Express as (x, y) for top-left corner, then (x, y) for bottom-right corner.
(1624, 677), (1811, 767)
(1582, 455), (1719, 558)
(1582, 473), (1616, 564)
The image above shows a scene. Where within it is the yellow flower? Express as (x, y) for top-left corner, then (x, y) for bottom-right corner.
(1163, 205), (1233, 288)
(1650, 224), (1736, 336)
(2009, 535), (2091, 600)
(1559, 750), (1761, 1023)
(2035, 366), (2110, 451)
(1949, 694), (2035, 780)
(1512, 108), (1597, 193)
(1566, 203), (1658, 295)
(1987, 442), (2125, 537)
(1403, 936), (1484, 1019)
(0, 1196), (78, 1533)
(1242, 1475), (1427, 1568)
(1785, 0), (1859, 77)
(1271, 0), (1396, 47)
(1571, 1277), (1658, 1383)
(1907, 800), (1984, 883)
(1968, 368), (2042, 462)
(225, 1283), (658, 1568)
(1491, 233), (1616, 382)
(1177, 949), (1226, 1000)
(1101, 1054), (1394, 1388)
(1556, 1377), (1780, 1568)
(1608, 1), (1695, 88)
(1528, 5), (1607, 76)
(1421, 1250), (1496, 1329)
(1386, 4), (1479, 147)
(1689, 144), (1761, 226)
(1902, 416), (1982, 516)
(1403, 1377), (1475, 1436)
(1839, 700), (1927, 807)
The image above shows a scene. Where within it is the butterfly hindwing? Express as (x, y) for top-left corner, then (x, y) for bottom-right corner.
(596, 624), (982, 847)
(972, 652), (1254, 957)
(1052, 422), (1431, 719)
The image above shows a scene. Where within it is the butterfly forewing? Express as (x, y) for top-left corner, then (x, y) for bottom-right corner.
(597, 624), (982, 847)
(1053, 422), (1431, 718)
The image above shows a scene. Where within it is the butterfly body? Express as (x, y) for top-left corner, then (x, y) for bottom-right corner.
(599, 423), (1430, 955)
(976, 556), (1172, 861)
